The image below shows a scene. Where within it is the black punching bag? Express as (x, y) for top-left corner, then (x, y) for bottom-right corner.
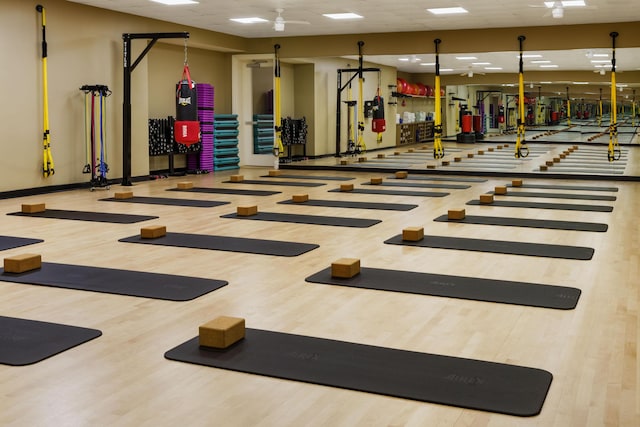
(174, 64), (200, 146)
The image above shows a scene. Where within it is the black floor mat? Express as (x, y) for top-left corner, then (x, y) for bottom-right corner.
(220, 212), (380, 228)
(384, 234), (594, 260)
(466, 199), (613, 212)
(505, 184), (618, 192)
(168, 187), (280, 196)
(306, 267), (580, 309)
(490, 191), (616, 201)
(362, 182), (471, 190)
(165, 328), (552, 417)
(100, 196), (229, 208)
(260, 174), (353, 181)
(0, 235), (44, 251)
(8, 209), (157, 224)
(328, 188), (449, 197)
(0, 262), (227, 301)
(386, 175), (487, 183)
(223, 179), (325, 187)
(119, 233), (318, 257)
(278, 199), (417, 211)
(433, 214), (608, 232)
(0, 316), (101, 366)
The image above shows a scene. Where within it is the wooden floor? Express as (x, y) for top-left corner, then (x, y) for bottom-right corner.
(1, 144), (639, 426)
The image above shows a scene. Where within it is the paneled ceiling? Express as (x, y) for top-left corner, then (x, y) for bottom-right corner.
(67, 0), (640, 79)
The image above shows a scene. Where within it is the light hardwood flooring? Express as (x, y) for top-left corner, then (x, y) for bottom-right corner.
(0, 148), (638, 426)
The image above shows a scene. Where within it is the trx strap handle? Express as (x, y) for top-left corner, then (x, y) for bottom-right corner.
(273, 44), (285, 157)
(608, 31), (621, 162)
(356, 41), (366, 153)
(515, 35), (529, 159)
(36, 5), (55, 177)
(433, 38), (445, 159)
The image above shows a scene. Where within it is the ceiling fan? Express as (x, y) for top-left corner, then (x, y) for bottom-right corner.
(271, 8), (310, 32)
(528, 1), (597, 19)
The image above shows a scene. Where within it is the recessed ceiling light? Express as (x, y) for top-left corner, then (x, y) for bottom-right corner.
(150, 0), (198, 5)
(323, 13), (363, 19)
(484, 67), (503, 70)
(540, 81), (553, 84)
(530, 60), (551, 64)
(420, 62), (436, 66)
(455, 56), (477, 60)
(590, 60), (610, 63)
(472, 62), (491, 65)
(439, 68), (454, 72)
(540, 64), (559, 68)
(594, 64), (608, 68)
(398, 58), (410, 62)
(230, 17), (268, 24)
(522, 54), (543, 58)
(592, 53), (609, 57)
(572, 81), (589, 84)
(562, 0), (586, 7)
(427, 7), (468, 15)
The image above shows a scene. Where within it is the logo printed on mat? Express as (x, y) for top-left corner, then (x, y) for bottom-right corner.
(445, 373), (485, 385)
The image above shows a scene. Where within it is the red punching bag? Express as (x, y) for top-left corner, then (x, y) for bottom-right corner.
(174, 64), (200, 146)
(371, 91), (386, 133)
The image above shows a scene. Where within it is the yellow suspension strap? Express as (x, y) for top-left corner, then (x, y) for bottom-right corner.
(36, 5), (55, 177)
(632, 90), (636, 128)
(356, 41), (366, 154)
(433, 38), (444, 159)
(273, 44), (285, 163)
(608, 31), (621, 162)
(598, 88), (603, 127)
(515, 35), (529, 159)
(566, 87), (571, 128)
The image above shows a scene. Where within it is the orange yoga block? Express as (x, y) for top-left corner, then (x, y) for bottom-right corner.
(237, 206), (258, 216)
(4, 254), (42, 273)
(141, 225), (166, 239)
(199, 316), (246, 349)
(21, 203), (46, 213)
(331, 258), (360, 278)
(447, 209), (466, 220)
(402, 227), (424, 242)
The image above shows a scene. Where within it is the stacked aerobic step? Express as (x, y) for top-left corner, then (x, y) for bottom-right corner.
(186, 83), (214, 172)
(214, 114), (240, 171)
(253, 114), (274, 154)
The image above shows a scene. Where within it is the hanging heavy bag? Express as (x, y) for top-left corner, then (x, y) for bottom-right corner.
(174, 64), (200, 146)
(371, 93), (386, 133)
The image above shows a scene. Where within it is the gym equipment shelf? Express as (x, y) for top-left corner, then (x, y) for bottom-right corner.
(214, 114), (239, 171)
(253, 114), (274, 154)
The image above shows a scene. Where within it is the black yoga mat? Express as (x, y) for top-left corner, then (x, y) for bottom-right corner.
(220, 212), (380, 228)
(119, 233), (318, 257)
(100, 196), (229, 208)
(328, 188), (449, 198)
(505, 184), (618, 192)
(0, 316), (101, 366)
(0, 235), (44, 251)
(433, 214), (608, 232)
(223, 179), (325, 187)
(386, 175), (487, 183)
(363, 181), (471, 190)
(165, 328), (552, 417)
(306, 267), (580, 309)
(491, 191), (616, 202)
(466, 199), (613, 213)
(0, 262), (227, 301)
(8, 209), (157, 224)
(168, 187), (280, 196)
(261, 174), (353, 181)
(278, 199), (418, 211)
(384, 234), (594, 260)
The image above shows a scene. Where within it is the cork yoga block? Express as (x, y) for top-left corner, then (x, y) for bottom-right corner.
(512, 179), (523, 187)
(268, 170), (282, 176)
(395, 171), (408, 179)
(21, 203), (46, 214)
(442, 161), (450, 166)
(358, 157), (367, 163)
(177, 181), (193, 190)
(402, 227), (424, 242)
(292, 194), (309, 203)
(377, 154), (386, 159)
(454, 157), (462, 162)
(199, 316), (246, 349)
(340, 160), (349, 165)
(340, 183), (354, 192)
(494, 186), (508, 195)
(230, 175), (244, 182)
(237, 206), (258, 216)
(4, 254), (42, 273)
(478, 150), (484, 155)
(545, 161), (554, 167)
(479, 194), (494, 204)
(426, 164), (436, 169)
(114, 191), (134, 199)
(141, 225), (166, 239)
(331, 258), (360, 279)
(448, 209), (466, 220)
(370, 177), (383, 185)
(540, 165), (548, 171)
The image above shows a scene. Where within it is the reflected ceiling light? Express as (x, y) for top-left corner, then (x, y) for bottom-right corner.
(151, 0), (198, 4)
(230, 17), (267, 23)
(323, 13), (363, 19)
(427, 7), (468, 15)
